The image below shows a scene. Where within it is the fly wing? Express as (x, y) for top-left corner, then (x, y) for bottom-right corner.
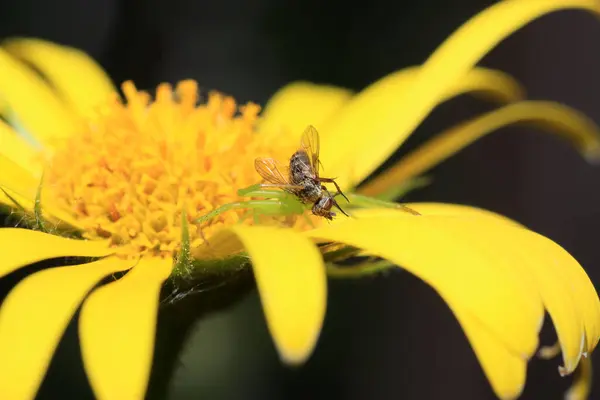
(254, 158), (291, 185)
(300, 125), (321, 174)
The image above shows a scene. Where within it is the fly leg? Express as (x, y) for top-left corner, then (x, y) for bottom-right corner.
(237, 184), (300, 198)
(238, 185), (307, 214)
(320, 188), (350, 218)
(194, 200), (290, 225)
(345, 193), (420, 216)
(331, 198), (350, 217)
(318, 177), (349, 202)
(195, 185), (308, 226)
(257, 183), (304, 191)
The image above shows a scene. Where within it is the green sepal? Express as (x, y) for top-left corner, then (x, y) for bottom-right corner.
(33, 175), (47, 232)
(172, 208), (192, 277)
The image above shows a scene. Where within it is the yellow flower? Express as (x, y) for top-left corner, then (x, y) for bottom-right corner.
(0, 1), (599, 400)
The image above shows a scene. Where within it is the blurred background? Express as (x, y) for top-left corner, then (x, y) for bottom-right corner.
(2, 0), (600, 399)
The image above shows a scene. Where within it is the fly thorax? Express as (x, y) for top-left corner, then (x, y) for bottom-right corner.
(298, 180), (322, 203)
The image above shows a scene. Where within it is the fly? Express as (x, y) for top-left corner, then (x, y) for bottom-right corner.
(254, 125), (349, 220)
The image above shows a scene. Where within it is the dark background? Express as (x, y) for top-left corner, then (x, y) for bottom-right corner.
(2, 0), (600, 399)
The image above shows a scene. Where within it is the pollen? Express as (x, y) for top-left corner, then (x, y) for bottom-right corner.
(43, 80), (302, 259)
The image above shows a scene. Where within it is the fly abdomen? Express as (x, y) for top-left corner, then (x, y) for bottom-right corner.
(289, 150), (313, 184)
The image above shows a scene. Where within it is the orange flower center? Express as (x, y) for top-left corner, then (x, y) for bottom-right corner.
(44, 80), (305, 259)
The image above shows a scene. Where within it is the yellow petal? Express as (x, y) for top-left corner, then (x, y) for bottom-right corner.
(565, 356), (592, 400)
(322, 0), (600, 189)
(0, 228), (113, 278)
(407, 209), (599, 376)
(0, 256), (132, 400)
(447, 66), (526, 104)
(0, 185), (83, 231)
(306, 214), (541, 358)
(359, 101), (600, 196)
(321, 67), (524, 189)
(259, 81), (352, 138)
(191, 233), (246, 259)
(349, 203), (524, 228)
(0, 119), (42, 176)
(459, 310), (527, 399)
(0, 153), (39, 200)
(208, 225), (326, 364)
(0, 154), (84, 228)
(261, 66), (524, 145)
(3, 38), (115, 119)
(330, 209), (532, 398)
(0, 176), (37, 217)
(0, 186), (24, 210)
(522, 231), (600, 374)
(79, 257), (171, 400)
(310, 210), (600, 396)
(447, 218), (592, 376)
(0, 47), (79, 144)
